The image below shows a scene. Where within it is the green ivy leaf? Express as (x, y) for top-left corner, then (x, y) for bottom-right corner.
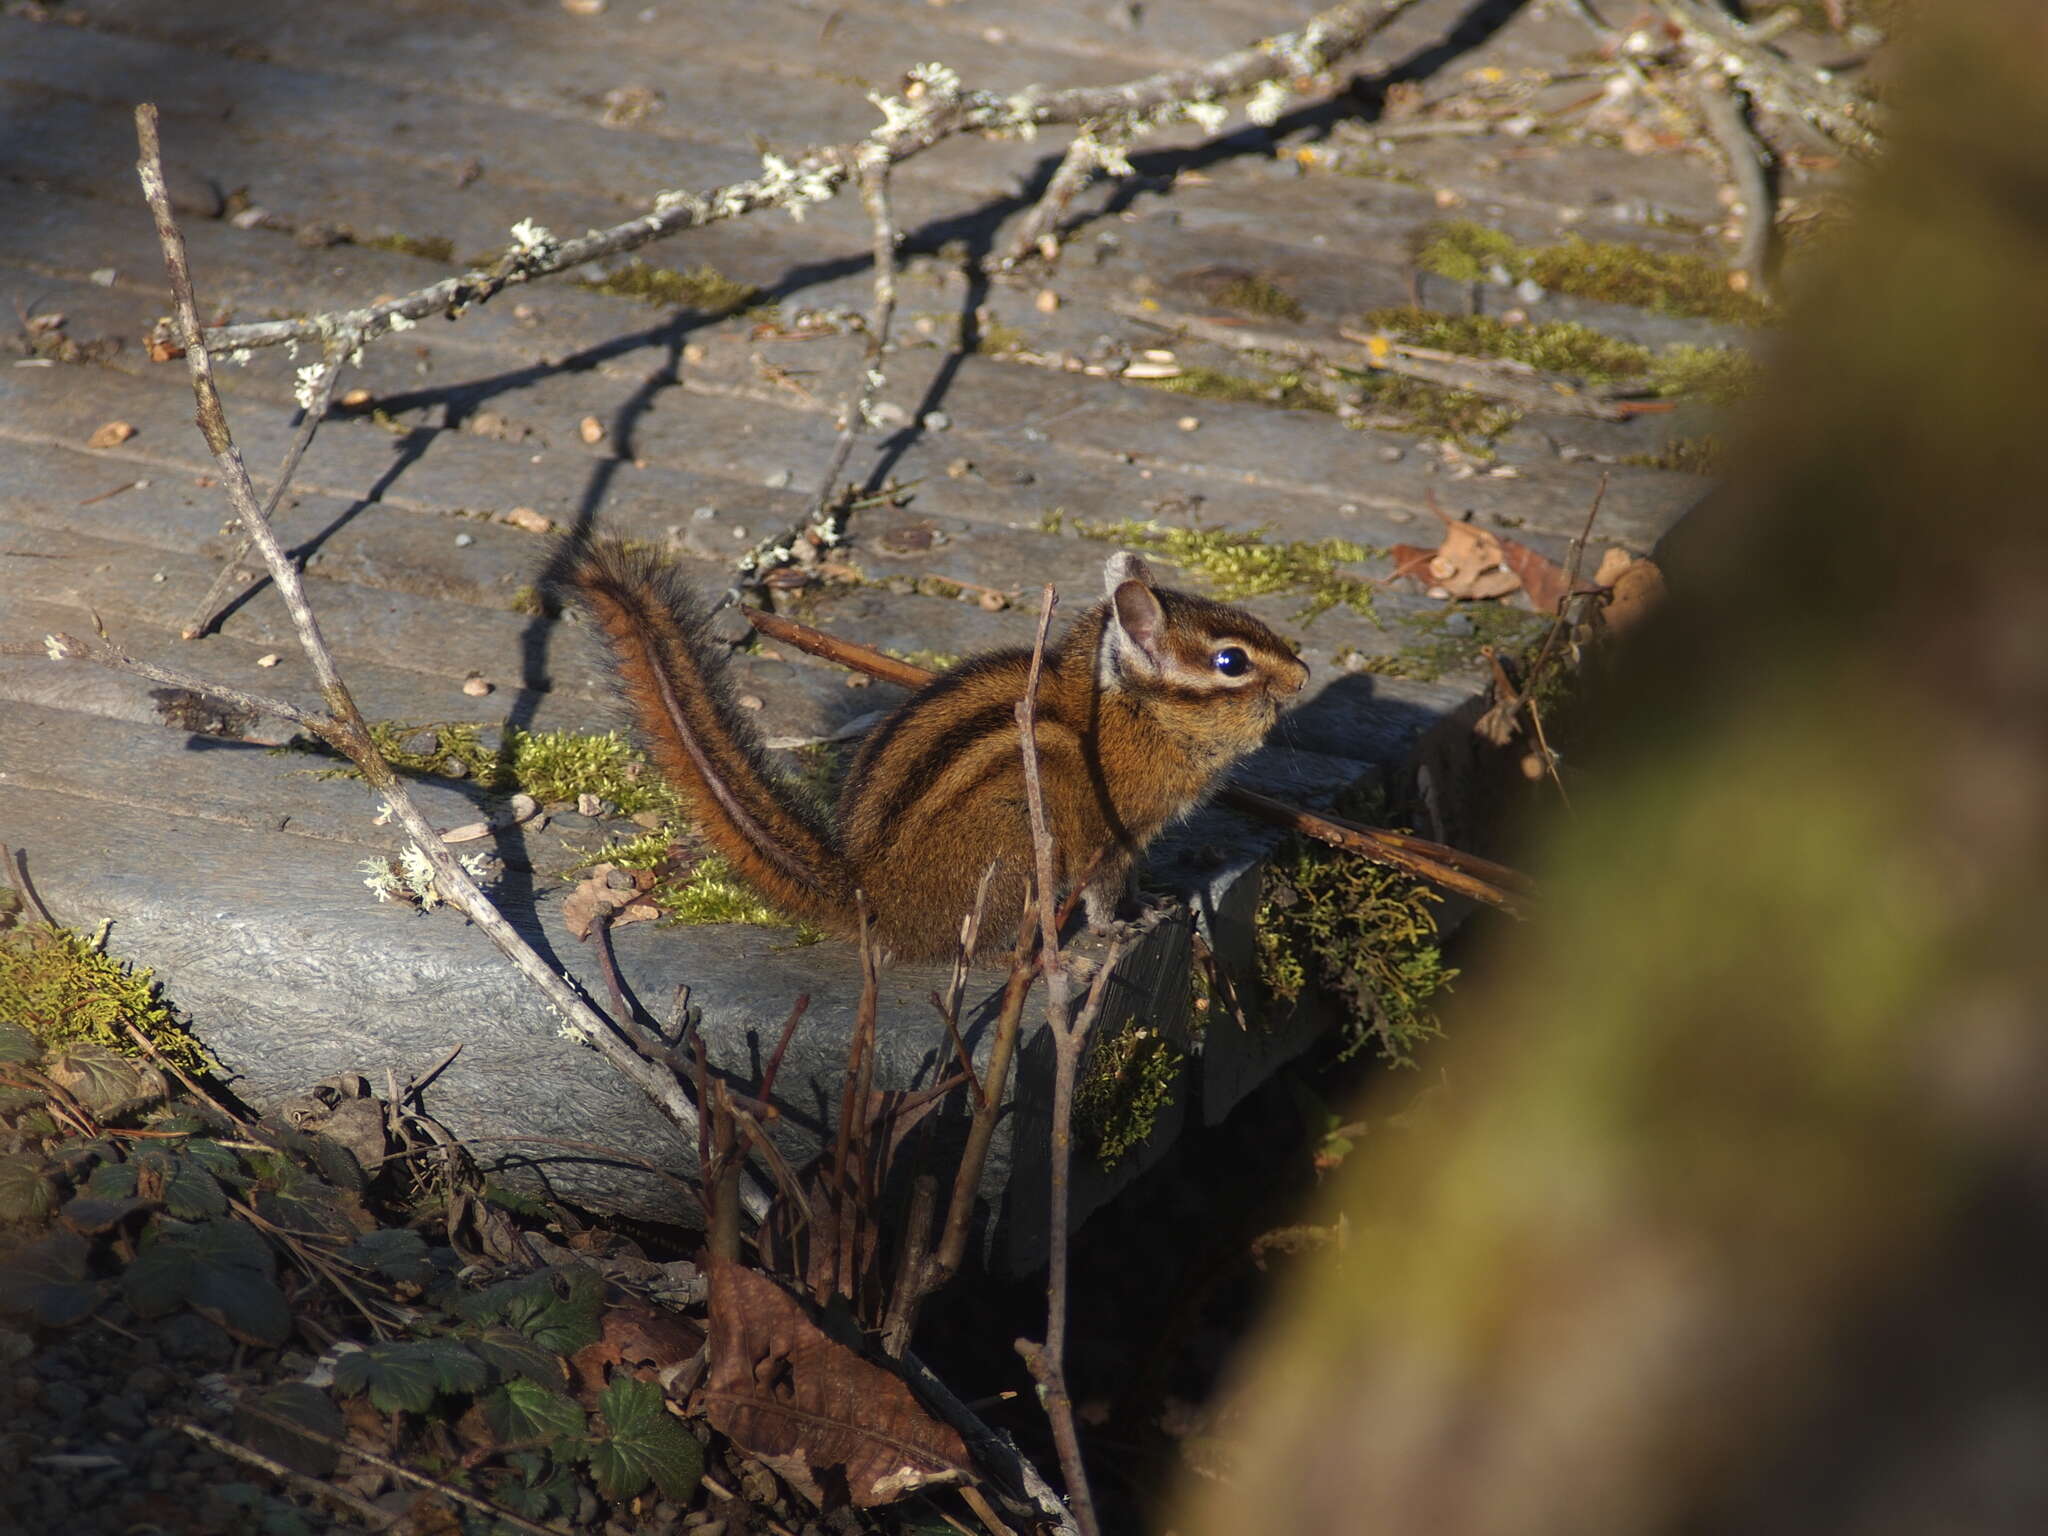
(180, 1138), (250, 1186)
(0, 1230), (102, 1326)
(333, 1339), (489, 1415)
(484, 1378), (587, 1447)
(0, 1018), (37, 1063)
(0, 1153), (56, 1222)
(122, 1217), (286, 1345)
(239, 1381), (345, 1478)
(45, 1044), (163, 1117)
(587, 1377), (702, 1503)
(468, 1324), (566, 1387)
(459, 1267), (602, 1355)
(87, 1161), (139, 1199)
(341, 1229), (432, 1287)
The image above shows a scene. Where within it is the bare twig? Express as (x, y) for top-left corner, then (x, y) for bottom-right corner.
(1007, 580), (1106, 1536)
(0, 843), (58, 928)
(1112, 298), (1657, 421)
(993, 120), (1131, 271)
(1690, 66), (1775, 303)
(230, 1403), (562, 1536)
(20, 630), (325, 733)
(173, 1419), (396, 1531)
(180, 345), (351, 640)
(197, 0), (1425, 363)
(737, 147), (901, 596)
(1647, 0), (1879, 154)
(131, 104), (766, 1223)
(738, 605), (1533, 910)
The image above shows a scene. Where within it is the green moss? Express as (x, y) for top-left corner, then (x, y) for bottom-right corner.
(1073, 518), (1381, 623)
(1363, 307), (1654, 382)
(1255, 838), (1455, 1065)
(364, 232), (456, 264)
(1146, 364), (1334, 413)
(1075, 1023), (1186, 1169)
(0, 925), (211, 1075)
(1347, 603), (1550, 682)
(332, 722), (679, 818)
(1648, 343), (1761, 404)
(657, 855), (823, 942)
(574, 260), (761, 314)
(581, 830), (674, 871)
(1347, 374), (1521, 451)
(1622, 434), (1724, 475)
(1415, 220), (1774, 325)
(977, 322), (1027, 356)
(1210, 273), (1307, 323)
(506, 584), (550, 617)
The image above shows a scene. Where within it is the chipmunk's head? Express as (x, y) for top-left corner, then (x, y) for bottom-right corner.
(1095, 552), (1309, 748)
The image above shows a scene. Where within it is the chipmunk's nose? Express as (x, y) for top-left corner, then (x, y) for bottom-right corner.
(1282, 654), (1309, 693)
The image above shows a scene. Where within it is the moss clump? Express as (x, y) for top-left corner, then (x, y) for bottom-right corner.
(1255, 839), (1455, 1065)
(337, 723), (679, 818)
(1363, 306), (1655, 382)
(575, 260), (761, 314)
(1073, 518), (1381, 623)
(1346, 603), (1550, 681)
(1075, 1023), (1185, 1169)
(977, 322), (1027, 356)
(1415, 220), (1774, 326)
(364, 232), (456, 264)
(1347, 374), (1522, 451)
(0, 925), (211, 1075)
(1146, 364), (1334, 413)
(1648, 344), (1760, 404)
(658, 855), (823, 941)
(1622, 435), (1724, 475)
(506, 585), (550, 617)
(1210, 273), (1307, 323)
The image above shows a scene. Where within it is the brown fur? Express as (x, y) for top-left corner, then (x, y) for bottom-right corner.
(563, 542), (1306, 961)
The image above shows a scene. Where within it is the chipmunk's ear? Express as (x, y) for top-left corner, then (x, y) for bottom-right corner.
(1102, 551), (1156, 596)
(1101, 553), (1166, 681)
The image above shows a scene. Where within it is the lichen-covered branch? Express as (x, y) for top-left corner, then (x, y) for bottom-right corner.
(200, 0), (1427, 359)
(1647, 0), (1880, 155)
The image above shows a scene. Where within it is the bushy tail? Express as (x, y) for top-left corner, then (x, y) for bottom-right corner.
(563, 542), (856, 931)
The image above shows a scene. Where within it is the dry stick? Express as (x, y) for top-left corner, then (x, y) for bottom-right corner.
(993, 120), (1129, 271)
(230, 1402), (562, 1536)
(740, 605), (1531, 911)
(1647, 0), (1879, 154)
(181, 346), (350, 640)
(198, 0), (1425, 364)
(0, 842), (58, 927)
(1110, 297), (1654, 421)
(738, 148), (901, 594)
(1009, 584), (1107, 1536)
(131, 105), (766, 1224)
(172, 1419), (396, 1531)
(1690, 65), (1775, 304)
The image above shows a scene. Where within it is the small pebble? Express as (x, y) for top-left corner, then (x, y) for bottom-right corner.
(151, 571), (165, 582)
(921, 410), (951, 431)
(730, 524), (747, 539)
(1378, 446), (1404, 462)
(763, 468), (792, 489)
(1177, 415), (1200, 432)
(462, 676), (493, 697)
(1443, 612), (1475, 637)
(737, 695), (764, 711)
(256, 653), (281, 668)
(1514, 277), (1546, 304)
(502, 506), (553, 533)
(454, 532), (474, 547)
(1035, 288), (1060, 313)
(692, 505), (718, 521)
(578, 415), (605, 445)
(682, 342), (706, 364)
(89, 267), (116, 287)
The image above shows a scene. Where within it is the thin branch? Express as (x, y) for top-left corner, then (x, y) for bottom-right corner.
(0, 843), (58, 928)
(1690, 66), (1775, 303)
(132, 104), (767, 1223)
(196, 0), (1427, 361)
(180, 345), (351, 640)
(736, 146), (900, 595)
(992, 121), (1129, 271)
(172, 1419), (396, 1531)
(738, 605), (1533, 911)
(1647, 0), (1879, 155)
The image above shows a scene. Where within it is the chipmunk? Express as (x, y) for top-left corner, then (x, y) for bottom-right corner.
(564, 542), (1308, 961)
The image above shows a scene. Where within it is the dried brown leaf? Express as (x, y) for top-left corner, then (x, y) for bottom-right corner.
(86, 420), (137, 449)
(698, 1257), (971, 1507)
(561, 863), (661, 940)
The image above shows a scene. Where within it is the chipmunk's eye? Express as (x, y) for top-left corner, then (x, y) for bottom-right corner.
(1212, 646), (1251, 678)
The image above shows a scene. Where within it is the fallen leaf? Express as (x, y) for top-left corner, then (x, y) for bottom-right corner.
(86, 420), (136, 450)
(1593, 546), (1636, 587)
(1497, 537), (1572, 614)
(501, 507), (554, 534)
(561, 864), (661, 940)
(1423, 517), (1521, 600)
(698, 1257), (971, 1507)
